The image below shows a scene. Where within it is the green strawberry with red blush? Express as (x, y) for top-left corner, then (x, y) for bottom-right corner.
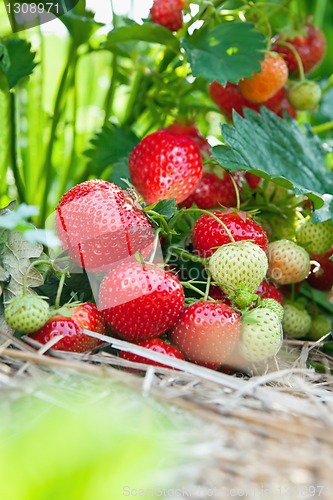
(28, 302), (107, 353)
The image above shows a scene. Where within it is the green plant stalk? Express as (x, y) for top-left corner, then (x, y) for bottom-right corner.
(103, 53), (118, 126)
(58, 50), (79, 198)
(313, 0), (328, 28)
(122, 70), (146, 127)
(9, 91), (25, 204)
(39, 41), (77, 228)
(312, 121), (333, 134)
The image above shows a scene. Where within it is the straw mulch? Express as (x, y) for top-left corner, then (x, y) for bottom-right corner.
(1, 330), (333, 499)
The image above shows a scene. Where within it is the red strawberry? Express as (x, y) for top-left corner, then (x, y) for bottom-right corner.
(99, 262), (185, 341)
(307, 247), (333, 291)
(192, 210), (268, 258)
(209, 82), (296, 120)
(272, 23), (326, 75)
(119, 338), (184, 368)
(56, 180), (154, 272)
(209, 81), (260, 120)
(254, 280), (284, 305)
(28, 303), (106, 353)
(129, 130), (203, 204)
(239, 53), (289, 103)
(244, 172), (262, 190)
(181, 172), (237, 209)
(171, 301), (241, 369)
(166, 122), (211, 156)
(150, 0), (184, 32)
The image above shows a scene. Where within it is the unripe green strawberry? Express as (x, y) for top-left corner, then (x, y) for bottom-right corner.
(308, 316), (332, 342)
(267, 239), (310, 285)
(233, 289), (258, 310)
(208, 241), (268, 295)
(287, 80), (321, 111)
(282, 304), (311, 338)
(260, 298), (284, 321)
(5, 295), (49, 334)
(240, 308), (283, 362)
(296, 218), (333, 255)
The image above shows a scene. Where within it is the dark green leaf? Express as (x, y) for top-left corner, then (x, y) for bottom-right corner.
(148, 199), (177, 221)
(312, 195), (333, 223)
(3, 39), (37, 89)
(212, 108), (333, 215)
(182, 22), (265, 85)
(60, 10), (102, 45)
(105, 23), (180, 52)
(0, 42), (10, 73)
(85, 125), (139, 187)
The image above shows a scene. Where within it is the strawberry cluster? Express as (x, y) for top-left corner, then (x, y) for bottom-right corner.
(209, 21), (326, 120)
(4, 110), (330, 371)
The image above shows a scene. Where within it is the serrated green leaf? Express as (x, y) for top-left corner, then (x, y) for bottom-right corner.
(2, 39), (37, 89)
(182, 22), (265, 85)
(0, 230), (43, 300)
(212, 108), (333, 215)
(85, 125), (139, 186)
(148, 199), (178, 221)
(105, 23), (180, 52)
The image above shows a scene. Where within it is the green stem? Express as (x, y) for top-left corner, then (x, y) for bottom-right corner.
(122, 70), (145, 127)
(314, 0), (328, 28)
(59, 50), (79, 197)
(103, 54), (118, 126)
(312, 121), (333, 134)
(9, 91), (25, 203)
(54, 272), (66, 310)
(203, 272), (211, 301)
(184, 208), (236, 243)
(168, 246), (207, 265)
(276, 40), (305, 80)
(39, 41), (77, 227)
(229, 172), (241, 211)
(181, 281), (207, 298)
(22, 259), (53, 296)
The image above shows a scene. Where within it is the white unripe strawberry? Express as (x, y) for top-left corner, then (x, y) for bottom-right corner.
(240, 307), (283, 362)
(296, 218), (333, 255)
(208, 241), (268, 295)
(282, 304), (311, 338)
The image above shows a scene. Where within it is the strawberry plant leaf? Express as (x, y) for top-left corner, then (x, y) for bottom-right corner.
(1, 39), (37, 89)
(148, 199), (177, 221)
(0, 302), (14, 342)
(105, 23), (180, 52)
(0, 230), (44, 300)
(182, 22), (265, 85)
(85, 125), (139, 187)
(212, 108), (333, 216)
(312, 195), (333, 223)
